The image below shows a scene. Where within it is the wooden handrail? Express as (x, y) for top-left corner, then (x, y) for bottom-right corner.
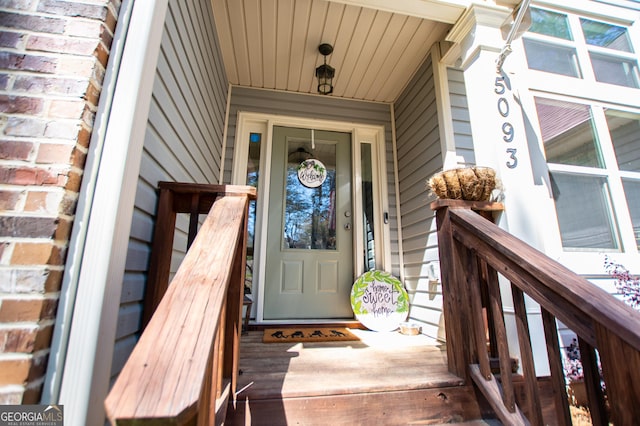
(143, 182), (258, 328)
(105, 184), (256, 425)
(433, 200), (640, 425)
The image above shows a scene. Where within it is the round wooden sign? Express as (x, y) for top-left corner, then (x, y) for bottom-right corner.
(297, 159), (326, 188)
(350, 270), (409, 332)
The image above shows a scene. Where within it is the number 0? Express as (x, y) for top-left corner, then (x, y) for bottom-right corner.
(498, 98), (509, 117)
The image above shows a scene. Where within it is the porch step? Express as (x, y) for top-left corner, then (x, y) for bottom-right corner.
(429, 420), (502, 425)
(226, 330), (490, 425)
(226, 384), (490, 426)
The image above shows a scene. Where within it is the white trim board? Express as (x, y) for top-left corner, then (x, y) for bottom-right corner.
(232, 112), (390, 323)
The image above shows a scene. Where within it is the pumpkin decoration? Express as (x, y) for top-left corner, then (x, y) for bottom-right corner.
(427, 166), (498, 201)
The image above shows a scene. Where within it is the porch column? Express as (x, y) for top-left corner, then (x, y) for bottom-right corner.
(442, 2), (550, 376)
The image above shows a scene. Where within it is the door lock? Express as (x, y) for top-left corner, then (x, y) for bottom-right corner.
(344, 223), (351, 230)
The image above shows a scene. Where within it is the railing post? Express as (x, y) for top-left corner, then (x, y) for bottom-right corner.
(435, 203), (469, 378)
(224, 195), (250, 399)
(143, 186), (177, 328)
(105, 185), (256, 424)
(540, 308), (572, 426)
(432, 200), (504, 380)
(594, 325), (640, 425)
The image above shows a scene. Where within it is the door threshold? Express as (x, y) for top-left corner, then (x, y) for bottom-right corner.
(247, 319), (365, 331)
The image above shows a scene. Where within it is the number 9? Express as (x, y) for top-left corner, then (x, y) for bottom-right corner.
(502, 122), (514, 142)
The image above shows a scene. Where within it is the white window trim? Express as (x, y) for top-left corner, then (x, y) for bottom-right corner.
(511, 2), (640, 272)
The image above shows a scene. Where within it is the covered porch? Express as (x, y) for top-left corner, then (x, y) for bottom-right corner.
(104, 184), (640, 425)
(46, 0), (640, 423)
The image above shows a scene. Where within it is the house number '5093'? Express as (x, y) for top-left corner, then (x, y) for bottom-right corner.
(494, 76), (517, 169)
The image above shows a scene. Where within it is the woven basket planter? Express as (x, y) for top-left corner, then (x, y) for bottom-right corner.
(427, 166), (498, 201)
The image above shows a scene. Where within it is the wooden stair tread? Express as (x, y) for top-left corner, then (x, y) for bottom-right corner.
(227, 330), (488, 425)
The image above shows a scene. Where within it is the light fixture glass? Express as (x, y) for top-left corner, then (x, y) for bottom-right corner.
(315, 43), (334, 95)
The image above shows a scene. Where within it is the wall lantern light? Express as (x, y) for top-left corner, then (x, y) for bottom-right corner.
(315, 43), (335, 95)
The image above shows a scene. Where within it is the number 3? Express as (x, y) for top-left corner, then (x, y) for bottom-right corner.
(506, 148), (518, 169)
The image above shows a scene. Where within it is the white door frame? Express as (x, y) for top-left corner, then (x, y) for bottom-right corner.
(232, 112), (390, 323)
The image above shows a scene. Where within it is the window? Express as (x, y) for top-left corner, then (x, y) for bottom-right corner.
(622, 179), (640, 248)
(550, 172), (618, 249)
(590, 53), (639, 87)
(529, 8), (572, 39)
(580, 18), (632, 52)
(526, 7), (640, 252)
(524, 8), (639, 88)
(245, 132), (262, 292)
(535, 98), (640, 251)
(606, 110), (640, 172)
(607, 110), (640, 248)
(535, 98), (603, 168)
(524, 39), (580, 77)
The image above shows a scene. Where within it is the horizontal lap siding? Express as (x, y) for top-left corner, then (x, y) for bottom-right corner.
(394, 54), (445, 340)
(225, 87), (401, 275)
(448, 68), (475, 166)
(112, 0), (228, 380)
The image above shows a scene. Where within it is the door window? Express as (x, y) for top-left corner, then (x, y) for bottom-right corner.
(361, 143), (376, 271)
(284, 141), (337, 250)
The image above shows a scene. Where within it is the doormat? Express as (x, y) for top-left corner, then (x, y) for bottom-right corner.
(263, 327), (359, 343)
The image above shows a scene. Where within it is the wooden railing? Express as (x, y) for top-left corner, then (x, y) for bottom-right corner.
(105, 183), (256, 425)
(433, 200), (640, 425)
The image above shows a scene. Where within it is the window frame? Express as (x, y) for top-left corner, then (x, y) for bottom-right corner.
(515, 4), (640, 257)
(532, 91), (640, 254)
(523, 6), (639, 88)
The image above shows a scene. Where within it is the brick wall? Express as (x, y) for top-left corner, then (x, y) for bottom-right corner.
(0, 0), (119, 404)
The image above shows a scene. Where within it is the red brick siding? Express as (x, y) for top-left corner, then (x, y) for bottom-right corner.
(0, 0), (120, 404)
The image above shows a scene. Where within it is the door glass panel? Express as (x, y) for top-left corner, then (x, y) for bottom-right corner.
(245, 132), (261, 293)
(622, 179), (640, 249)
(534, 98), (604, 168)
(605, 109), (640, 172)
(550, 172), (619, 249)
(246, 132), (261, 247)
(284, 140), (337, 250)
(361, 143), (375, 271)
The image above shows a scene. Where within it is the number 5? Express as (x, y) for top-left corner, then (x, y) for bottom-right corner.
(495, 77), (506, 95)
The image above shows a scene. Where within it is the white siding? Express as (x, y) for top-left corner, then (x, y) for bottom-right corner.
(393, 56), (475, 341)
(112, 0), (228, 380)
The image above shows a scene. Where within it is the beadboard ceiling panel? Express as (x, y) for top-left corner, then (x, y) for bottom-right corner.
(210, 0), (457, 103)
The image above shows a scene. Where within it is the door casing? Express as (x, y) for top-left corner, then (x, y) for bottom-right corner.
(232, 112), (390, 323)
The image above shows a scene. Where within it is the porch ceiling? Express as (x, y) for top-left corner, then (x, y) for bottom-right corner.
(210, 0), (466, 103)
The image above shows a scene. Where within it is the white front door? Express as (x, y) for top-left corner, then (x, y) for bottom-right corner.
(263, 126), (354, 319)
